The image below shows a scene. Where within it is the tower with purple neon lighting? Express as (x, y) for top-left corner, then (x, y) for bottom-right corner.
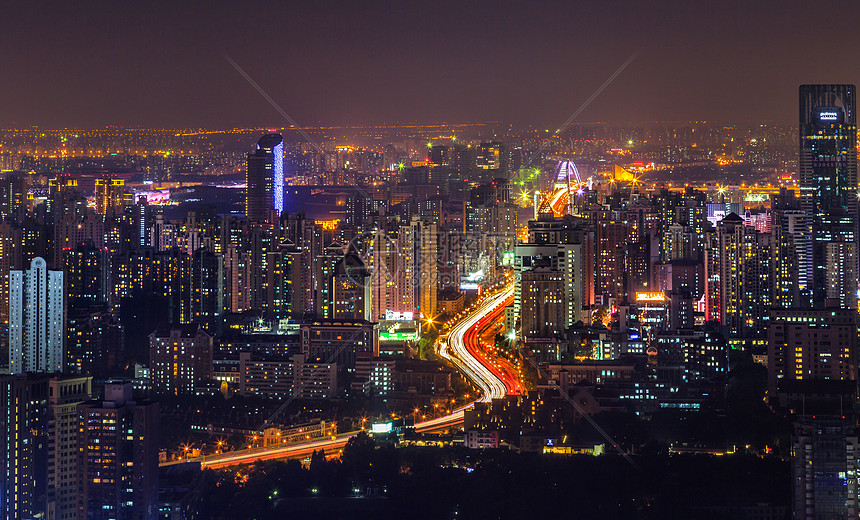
(245, 133), (284, 222)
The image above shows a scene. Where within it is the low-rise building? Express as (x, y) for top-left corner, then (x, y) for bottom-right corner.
(466, 429), (500, 449)
(238, 352), (337, 399)
(300, 319), (379, 372)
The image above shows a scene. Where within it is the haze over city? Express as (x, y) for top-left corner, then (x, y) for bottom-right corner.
(2, 1), (860, 127)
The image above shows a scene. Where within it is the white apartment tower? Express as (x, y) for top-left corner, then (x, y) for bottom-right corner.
(9, 257), (65, 374)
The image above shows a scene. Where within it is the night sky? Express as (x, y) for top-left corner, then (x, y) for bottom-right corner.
(1, 0), (859, 128)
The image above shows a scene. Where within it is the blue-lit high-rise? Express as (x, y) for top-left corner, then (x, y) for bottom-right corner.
(245, 133), (284, 222)
(799, 84), (857, 307)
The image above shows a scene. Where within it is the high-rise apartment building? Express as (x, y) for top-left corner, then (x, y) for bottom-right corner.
(476, 141), (504, 181)
(188, 249), (224, 326)
(149, 325), (213, 395)
(77, 382), (159, 520)
(370, 227), (400, 321)
(150, 214), (175, 252)
(415, 218), (438, 319)
(62, 240), (110, 308)
(520, 266), (565, 339)
(47, 376), (92, 520)
(66, 309), (124, 378)
(772, 209), (810, 308)
(367, 217), (437, 320)
(223, 245), (250, 314)
(9, 257), (64, 374)
(395, 222), (418, 315)
(46, 174), (81, 224)
(799, 84), (857, 307)
(332, 248), (371, 321)
(463, 198), (518, 282)
(825, 242), (857, 309)
(53, 211), (105, 266)
(0, 221), (23, 325)
(792, 419), (860, 519)
(242, 222), (273, 312)
(0, 374), (49, 520)
(514, 241), (585, 339)
(0, 174), (28, 223)
(314, 243), (344, 319)
(660, 224), (697, 262)
(265, 242), (305, 321)
(703, 213), (772, 339)
(767, 308), (857, 403)
(245, 133), (284, 222)
(94, 174), (126, 216)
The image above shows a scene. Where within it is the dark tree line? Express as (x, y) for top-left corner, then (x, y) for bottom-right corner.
(194, 432), (789, 520)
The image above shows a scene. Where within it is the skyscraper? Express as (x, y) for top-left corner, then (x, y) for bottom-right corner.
(245, 133), (284, 222)
(77, 382), (159, 520)
(62, 240), (110, 308)
(188, 249), (224, 326)
(0, 221), (23, 326)
(0, 174), (28, 223)
(265, 242), (305, 321)
(315, 242), (344, 319)
(415, 217), (438, 319)
(9, 257), (65, 374)
(703, 213), (772, 339)
(772, 209), (810, 308)
(94, 173), (126, 216)
(0, 374), (49, 520)
(47, 376), (91, 520)
(514, 242), (585, 339)
(475, 141), (504, 182)
(520, 265), (565, 339)
(332, 246), (371, 321)
(799, 84), (857, 307)
(792, 419), (860, 519)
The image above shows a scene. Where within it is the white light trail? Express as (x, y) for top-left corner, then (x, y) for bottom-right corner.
(438, 284), (514, 402)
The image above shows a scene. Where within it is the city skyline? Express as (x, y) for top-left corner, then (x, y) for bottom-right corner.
(0, 82), (856, 519)
(3, 2), (860, 518)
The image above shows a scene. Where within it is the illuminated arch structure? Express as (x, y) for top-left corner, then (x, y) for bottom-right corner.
(537, 160), (586, 216)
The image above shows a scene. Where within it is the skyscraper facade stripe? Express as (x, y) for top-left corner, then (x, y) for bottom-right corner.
(245, 133), (284, 222)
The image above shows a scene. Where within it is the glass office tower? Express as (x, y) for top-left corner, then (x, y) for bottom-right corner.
(798, 84), (857, 307)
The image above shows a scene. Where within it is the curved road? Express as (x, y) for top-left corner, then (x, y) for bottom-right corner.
(172, 283), (519, 467)
(416, 282), (518, 433)
(438, 285), (514, 402)
(459, 288), (522, 397)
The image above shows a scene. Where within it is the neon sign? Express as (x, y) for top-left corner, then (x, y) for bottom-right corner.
(635, 292), (666, 302)
(273, 140), (284, 213)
